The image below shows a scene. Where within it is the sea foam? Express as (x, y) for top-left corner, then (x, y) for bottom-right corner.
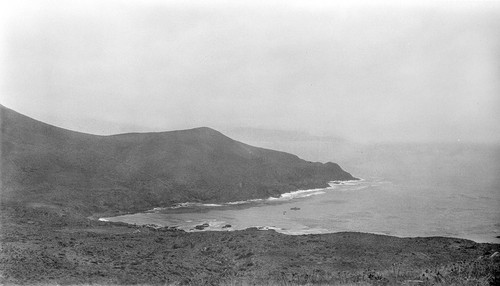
(148, 179), (364, 212)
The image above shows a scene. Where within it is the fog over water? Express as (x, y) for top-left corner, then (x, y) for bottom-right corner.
(1, 0), (500, 144)
(2, 1), (499, 241)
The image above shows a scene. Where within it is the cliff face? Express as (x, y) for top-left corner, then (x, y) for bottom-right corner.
(0, 105), (357, 214)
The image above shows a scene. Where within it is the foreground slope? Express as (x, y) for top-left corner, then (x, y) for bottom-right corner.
(1, 105), (498, 285)
(0, 104), (355, 215)
(1, 206), (498, 285)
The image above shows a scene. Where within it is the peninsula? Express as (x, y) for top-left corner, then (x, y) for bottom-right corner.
(0, 105), (498, 285)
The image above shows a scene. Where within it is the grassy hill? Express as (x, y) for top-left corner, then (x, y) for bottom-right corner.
(0, 104), (356, 215)
(1, 105), (499, 286)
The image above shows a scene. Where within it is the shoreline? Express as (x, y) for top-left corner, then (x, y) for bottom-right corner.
(101, 179), (364, 216)
(90, 179), (364, 221)
(149, 179), (364, 212)
(2, 202), (499, 285)
(102, 217), (500, 244)
(98, 177), (500, 244)
(97, 179), (364, 233)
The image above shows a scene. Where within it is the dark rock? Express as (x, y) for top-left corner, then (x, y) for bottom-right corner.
(194, 223), (210, 230)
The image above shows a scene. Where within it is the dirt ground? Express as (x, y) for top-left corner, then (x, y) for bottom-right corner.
(1, 203), (499, 285)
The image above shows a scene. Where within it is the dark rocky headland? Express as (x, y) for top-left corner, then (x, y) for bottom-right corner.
(1, 104), (499, 285)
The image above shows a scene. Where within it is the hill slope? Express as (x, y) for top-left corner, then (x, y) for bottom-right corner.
(0, 105), (356, 215)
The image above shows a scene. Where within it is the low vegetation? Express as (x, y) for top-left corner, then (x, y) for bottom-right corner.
(1, 203), (499, 285)
(1, 104), (356, 217)
(1, 105), (499, 285)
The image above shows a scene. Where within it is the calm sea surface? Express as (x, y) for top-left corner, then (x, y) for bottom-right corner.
(104, 143), (500, 243)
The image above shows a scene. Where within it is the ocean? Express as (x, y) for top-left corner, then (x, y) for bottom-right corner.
(103, 143), (500, 243)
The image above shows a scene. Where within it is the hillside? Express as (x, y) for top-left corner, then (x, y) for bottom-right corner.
(0, 104), (356, 215)
(1, 105), (499, 286)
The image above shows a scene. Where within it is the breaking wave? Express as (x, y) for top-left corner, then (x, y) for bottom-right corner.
(149, 179), (365, 212)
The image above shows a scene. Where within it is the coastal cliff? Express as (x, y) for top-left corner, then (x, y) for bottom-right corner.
(0, 104), (356, 215)
(1, 105), (498, 285)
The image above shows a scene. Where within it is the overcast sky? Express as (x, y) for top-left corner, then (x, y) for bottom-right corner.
(1, 0), (499, 143)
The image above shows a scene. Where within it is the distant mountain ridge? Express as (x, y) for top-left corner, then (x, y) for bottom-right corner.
(0, 104), (357, 215)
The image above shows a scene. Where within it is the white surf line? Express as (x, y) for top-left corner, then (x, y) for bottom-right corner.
(142, 179), (366, 213)
(99, 179), (367, 222)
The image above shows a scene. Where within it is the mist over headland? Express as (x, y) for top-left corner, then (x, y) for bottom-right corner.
(2, 2), (500, 284)
(1, 0), (499, 145)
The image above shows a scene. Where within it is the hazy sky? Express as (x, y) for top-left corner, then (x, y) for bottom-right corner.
(1, 0), (499, 143)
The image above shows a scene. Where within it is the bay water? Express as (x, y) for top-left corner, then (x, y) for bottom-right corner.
(104, 143), (500, 243)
